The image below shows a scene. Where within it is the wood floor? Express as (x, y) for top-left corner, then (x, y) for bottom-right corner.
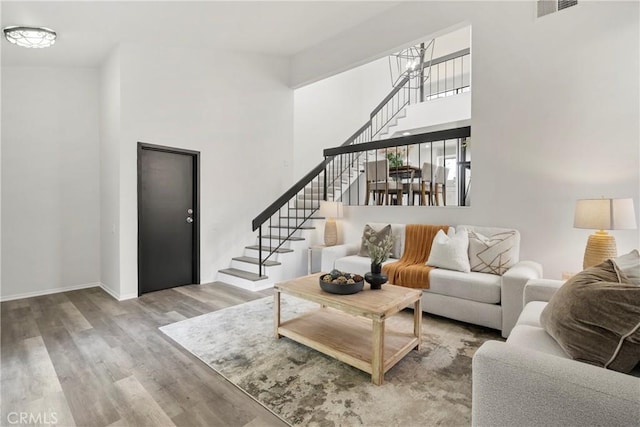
(1, 282), (289, 427)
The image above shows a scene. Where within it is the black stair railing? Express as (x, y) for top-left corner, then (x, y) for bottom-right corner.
(251, 48), (471, 277)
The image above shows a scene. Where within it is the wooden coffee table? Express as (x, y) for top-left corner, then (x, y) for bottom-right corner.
(274, 273), (422, 385)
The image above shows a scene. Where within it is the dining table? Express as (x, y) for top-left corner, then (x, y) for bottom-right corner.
(388, 165), (422, 205)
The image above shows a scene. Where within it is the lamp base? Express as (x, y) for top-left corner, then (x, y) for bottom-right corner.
(324, 218), (338, 246)
(583, 231), (617, 269)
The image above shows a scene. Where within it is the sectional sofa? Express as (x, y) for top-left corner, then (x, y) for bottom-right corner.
(321, 223), (543, 338)
(472, 278), (640, 426)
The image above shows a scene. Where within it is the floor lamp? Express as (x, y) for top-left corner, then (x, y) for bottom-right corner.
(574, 198), (637, 269)
(319, 201), (344, 246)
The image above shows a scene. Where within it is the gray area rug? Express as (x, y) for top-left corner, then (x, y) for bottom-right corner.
(160, 295), (500, 426)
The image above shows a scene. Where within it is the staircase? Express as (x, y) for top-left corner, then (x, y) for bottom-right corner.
(217, 224), (319, 291)
(217, 165), (363, 291)
(372, 109), (407, 141)
(217, 47), (471, 291)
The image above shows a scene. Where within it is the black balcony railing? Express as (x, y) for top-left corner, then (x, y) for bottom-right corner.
(324, 126), (471, 208)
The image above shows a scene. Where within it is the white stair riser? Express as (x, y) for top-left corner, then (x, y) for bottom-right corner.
(293, 201), (321, 209)
(267, 228), (317, 238)
(230, 259), (282, 273)
(257, 234), (315, 246)
(267, 228), (313, 235)
(305, 186), (324, 192)
(306, 181), (353, 189)
(297, 193), (339, 202)
(244, 247), (292, 260)
(274, 218), (321, 226)
(258, 238), (295, 248)
(215, 272), (274, 292)
(303, 190), (339, 197)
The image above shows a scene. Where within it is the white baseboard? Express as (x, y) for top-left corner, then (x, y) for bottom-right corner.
(98, 283), (138, 301)
(98, 282), (120, 300)
(0, 282), (101, 302)
(118, 293), (138, 301)
(0, 282), (140, 303)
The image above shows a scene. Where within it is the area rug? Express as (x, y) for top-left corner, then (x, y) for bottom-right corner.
(160, 295), (500, 426)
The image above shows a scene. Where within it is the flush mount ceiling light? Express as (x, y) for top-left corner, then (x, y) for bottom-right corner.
(3, 26), (57, 48)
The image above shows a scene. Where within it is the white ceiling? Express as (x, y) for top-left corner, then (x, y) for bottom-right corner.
(1, 1), (400, 67)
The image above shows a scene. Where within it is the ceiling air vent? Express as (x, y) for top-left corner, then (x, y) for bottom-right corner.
(538, 0), (578, 18)
(558, 0), (578, 11)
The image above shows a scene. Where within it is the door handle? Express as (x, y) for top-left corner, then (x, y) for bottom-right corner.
(186, 217), (193, 223)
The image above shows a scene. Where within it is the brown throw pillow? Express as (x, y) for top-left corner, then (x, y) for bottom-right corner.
(358, 224), (392, 258)
(540, 259), (640, 373)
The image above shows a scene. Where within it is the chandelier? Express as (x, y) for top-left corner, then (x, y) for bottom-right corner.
(388, 39), (435, 87)
(3, 26), (57, 48)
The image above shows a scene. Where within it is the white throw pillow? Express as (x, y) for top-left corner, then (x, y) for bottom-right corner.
(426, 229), (471, 273)
(468, 230), (517, 275)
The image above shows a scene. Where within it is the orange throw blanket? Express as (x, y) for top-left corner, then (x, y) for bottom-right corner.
(383, 224), (449, 289)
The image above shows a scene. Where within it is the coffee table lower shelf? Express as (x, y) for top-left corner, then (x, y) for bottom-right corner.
(277, 307), (419, 382)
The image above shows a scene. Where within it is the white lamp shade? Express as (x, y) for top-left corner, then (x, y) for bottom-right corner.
(574, 198), (637, 230)
(319, 201), (343, 219)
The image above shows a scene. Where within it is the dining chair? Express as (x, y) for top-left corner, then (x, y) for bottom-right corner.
(433, 165), (450, 206)
(404, 162), (434, 206)
(365, 159), (403, 205)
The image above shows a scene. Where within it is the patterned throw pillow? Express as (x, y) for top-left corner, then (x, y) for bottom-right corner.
(358, 224), (392, 258)
(468, 230), (517, 275)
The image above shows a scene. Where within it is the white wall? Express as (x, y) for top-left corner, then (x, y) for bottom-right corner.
(292, 1), (640, 279)
(431, 26), (471, 58)
(294, 66), (364, 179)
(0, 43), (296, 301)
(1, 67), (101, 300)
(116, 44), (293, 297)
(0, 64), (2, 299)
(99, 49), (121, 297)
(358, 57), (397, 123)
(293, 57), (391, 179)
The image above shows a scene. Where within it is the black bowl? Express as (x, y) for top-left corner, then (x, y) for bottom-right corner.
(319, 276), (364, 295)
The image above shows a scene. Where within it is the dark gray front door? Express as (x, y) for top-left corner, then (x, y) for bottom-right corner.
(138, 144), (199, 294)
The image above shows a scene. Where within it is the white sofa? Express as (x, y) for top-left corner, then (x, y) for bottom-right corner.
(321, 223), (543, 338)
(472, 279), (640, 426)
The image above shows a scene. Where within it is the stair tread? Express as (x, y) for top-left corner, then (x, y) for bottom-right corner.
(219, 268), (267, 281)
(246, 245), (294, 253)
(268, 225), (315, 230)
(280, 216), (325, 220)
(262, 235), (305, 241)
(232, 256), (281, 267)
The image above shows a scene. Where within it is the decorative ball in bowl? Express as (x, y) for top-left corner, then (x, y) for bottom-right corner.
(319, 270), (364, 295)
